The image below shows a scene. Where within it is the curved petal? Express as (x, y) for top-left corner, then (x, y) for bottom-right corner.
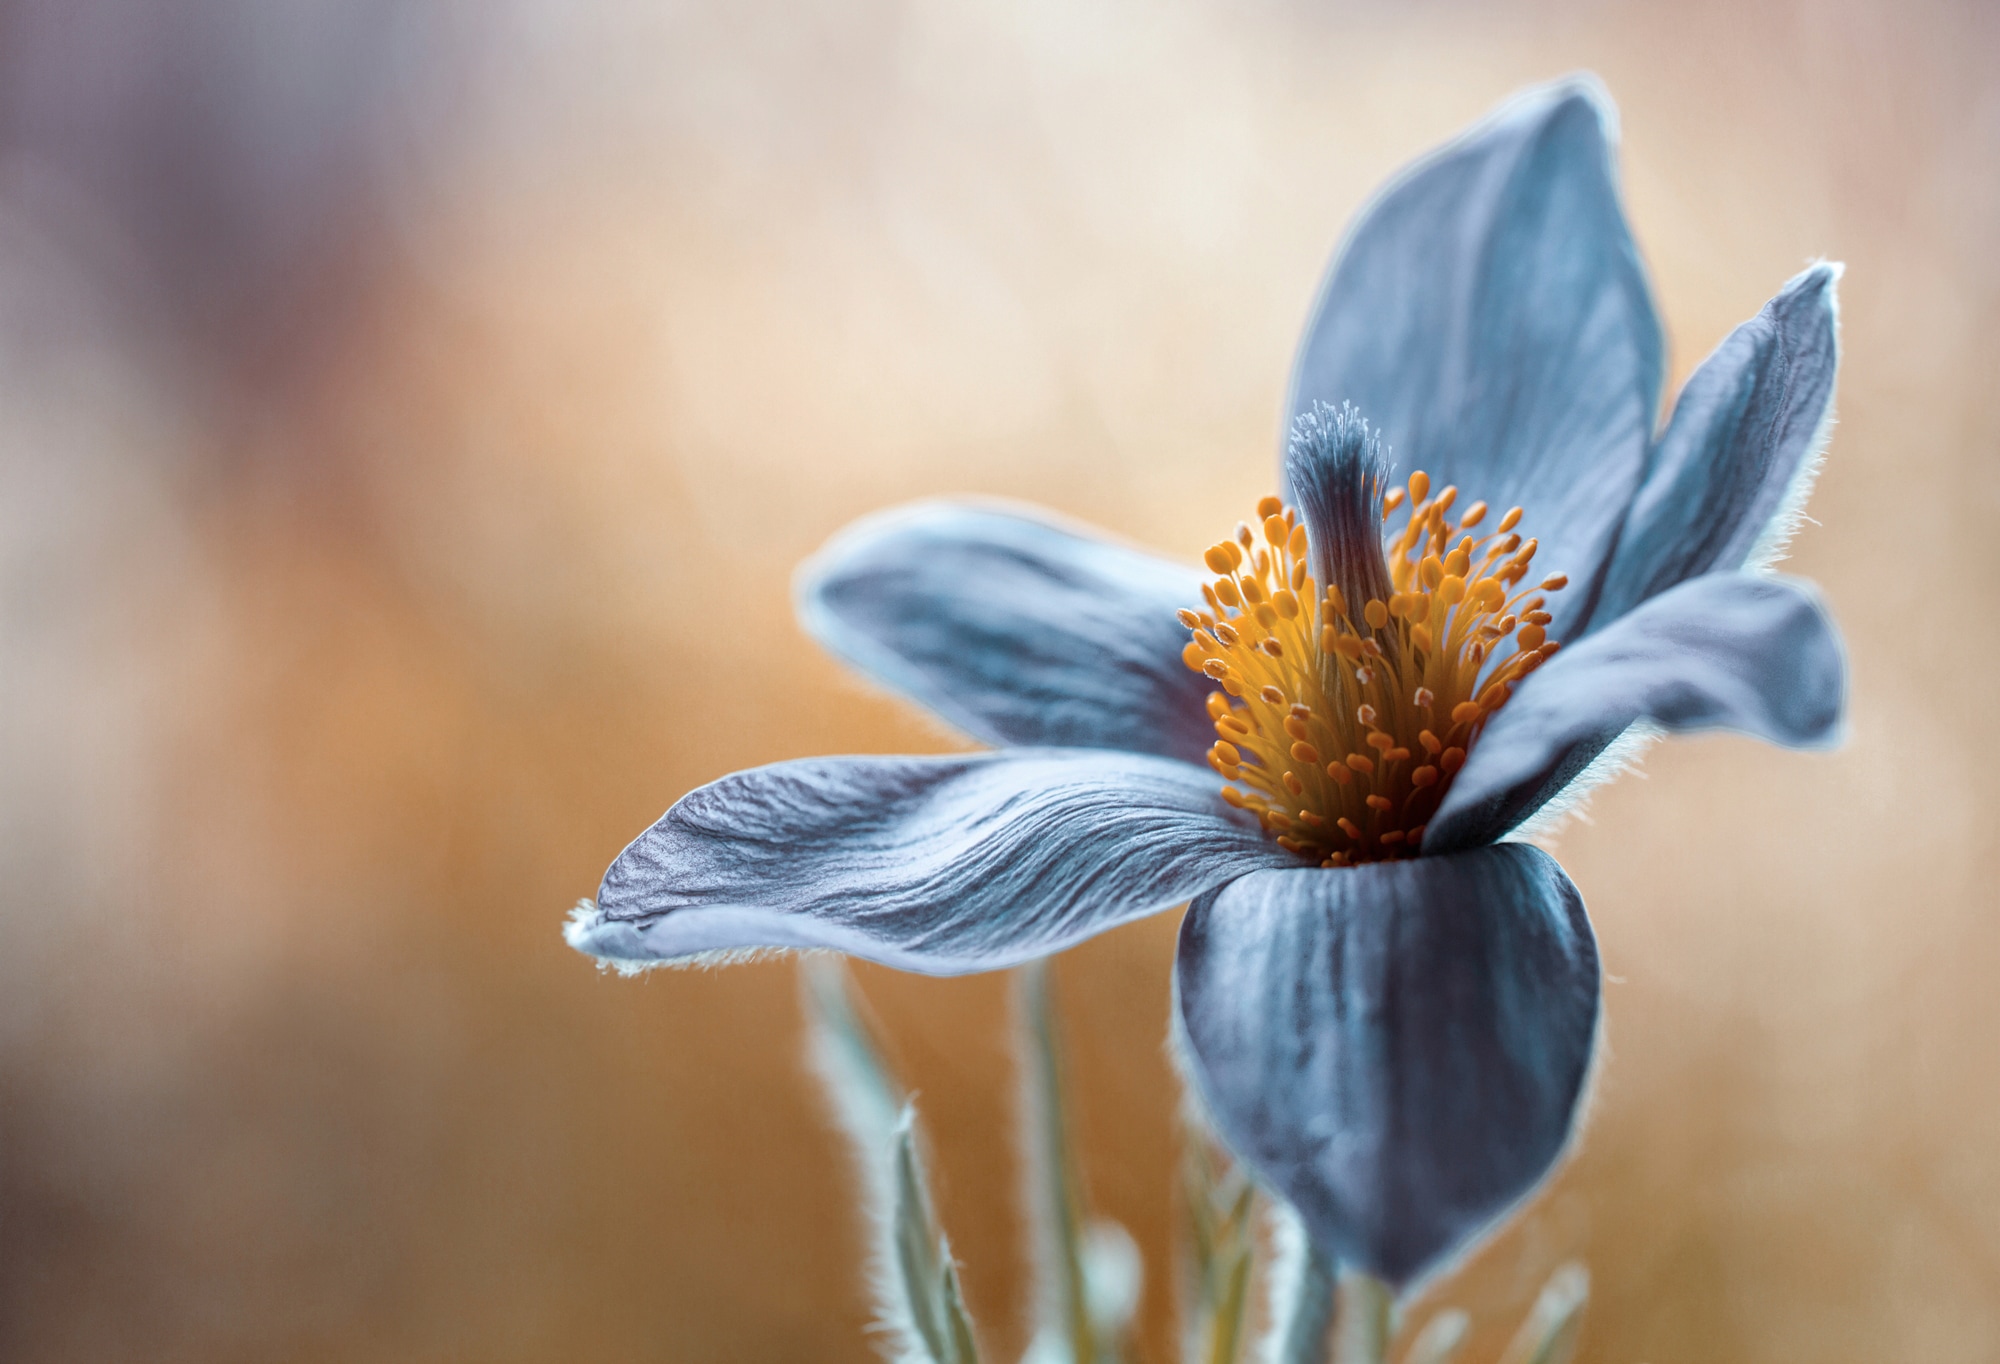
(1284, 75), (1662, 641)
(1175, 844), (1599, 1288)
(569, 748), (1294, 976)
(1427, 571), (1846, 852)
(796, 501), (1216, 765)
(1591, 264), (1841, 626)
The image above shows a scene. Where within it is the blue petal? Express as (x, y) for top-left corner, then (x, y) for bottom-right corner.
(1427, 572), (1846, 852)
(1175, 844), (1599, 1288)
(569, 748), (1294, 975)
(1589, 264), (1841, 626)
(797, 501), (1216, 765)
(1285, 76), (1662, 641)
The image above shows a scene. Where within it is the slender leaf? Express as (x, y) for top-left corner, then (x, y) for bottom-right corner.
(802, 959), (981, 1364)
(1180, 1129), (1256, 1364)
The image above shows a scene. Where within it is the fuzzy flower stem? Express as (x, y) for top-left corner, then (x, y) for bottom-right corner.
(1255, 1206), (1338, 1364)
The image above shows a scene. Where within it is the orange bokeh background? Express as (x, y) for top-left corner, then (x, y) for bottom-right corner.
(2, 0), (1997, 1359)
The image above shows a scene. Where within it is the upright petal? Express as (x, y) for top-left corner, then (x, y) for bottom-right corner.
(798, 501), (1216, 764)
(1175, 845), (1599, 1288)
(1590, 264), (1841, 625)
(1426, 571), (1846, 852)
(569, 748), (1293, 976)
(1285, 76), (1662, 641)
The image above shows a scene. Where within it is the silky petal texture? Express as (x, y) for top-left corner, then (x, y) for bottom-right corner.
(569, 749), (1295, 976)
(1175, 844), (1599, 1287)
(796, 501), (1216, 765)
(1285, 76), (1662, 642)
(1426, 571), (1846, 852)
(1590, 264), (1841, 625)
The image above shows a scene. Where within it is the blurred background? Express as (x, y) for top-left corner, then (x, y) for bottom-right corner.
(1, 0), (1996, 1359)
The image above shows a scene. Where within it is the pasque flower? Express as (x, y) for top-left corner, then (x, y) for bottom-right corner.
(567, 76), (1845, 1287)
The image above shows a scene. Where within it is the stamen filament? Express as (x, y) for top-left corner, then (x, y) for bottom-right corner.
(1179, 474), (1566, 865)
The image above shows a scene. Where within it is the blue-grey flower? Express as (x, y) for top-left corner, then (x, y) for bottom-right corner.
(567, 76), (1846, 1289)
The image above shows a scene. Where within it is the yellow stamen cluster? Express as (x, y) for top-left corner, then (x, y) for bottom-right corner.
(1179, 473), (1567, 866)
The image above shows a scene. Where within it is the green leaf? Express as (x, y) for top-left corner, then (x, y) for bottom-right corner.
(1178, 1130), (1255, 1364)
(801, 960), (982, 1364)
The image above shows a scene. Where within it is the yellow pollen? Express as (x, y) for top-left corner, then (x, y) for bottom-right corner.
(1178, 477), (1567, 864)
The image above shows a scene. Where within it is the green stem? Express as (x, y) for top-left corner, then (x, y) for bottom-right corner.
(1020, 961), (1103, 1364)
(1258, 1209), (1337, 1364)
(1330, 1272), (1394, 1364)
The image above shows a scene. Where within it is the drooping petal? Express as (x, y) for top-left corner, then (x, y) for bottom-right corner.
(1175, 844), (1599, 1288)
(1285, 76), (1662, 641)
(1590, 264), (1841, 626)
(1426, 571), (1845, 852)
(569, 748), (1293, 975)
(797, 501), (1217, 765)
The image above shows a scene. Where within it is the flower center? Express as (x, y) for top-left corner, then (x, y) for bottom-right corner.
(1179, 470), (1568, 866)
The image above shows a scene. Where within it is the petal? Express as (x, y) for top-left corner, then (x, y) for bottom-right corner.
(1175, 845), (1599, 1287)
(1589, 264), (1841, 625)
(797, 501), (1216, 764)
(569, 748), (1295, 976)
(1427, 571), (1846, 852)
(1285, 76), (1662, 641)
